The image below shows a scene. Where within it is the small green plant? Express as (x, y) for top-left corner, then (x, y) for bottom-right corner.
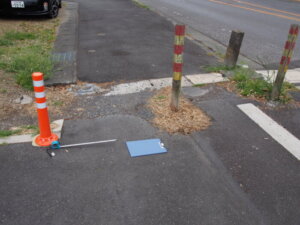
(4, 31), (37, 41)
(0, 89), (7, 94)
(22, 125), (38, 130)
(0, 48), (5, 55)
(0, 62), (7, 70)
(156, 95), (166, 100)
(53, 100), (64, 106)
(10, 51), (53, 90)
(0, 27), (57, 90)
(132, 0), (150, 9)
(0, 38), (13, 46)
(231, 67), (294, 102)
(0, 129), (21, 137)
(193, 83), (206, 87)
(231, 67), (272, 98)
(203, 64), (235, 73)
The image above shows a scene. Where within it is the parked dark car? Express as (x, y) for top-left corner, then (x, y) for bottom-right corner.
(0, 0), (62, 18)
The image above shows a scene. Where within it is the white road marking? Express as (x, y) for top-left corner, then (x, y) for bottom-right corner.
(104, 73), (226, 96)
(238, 103), (300, 160)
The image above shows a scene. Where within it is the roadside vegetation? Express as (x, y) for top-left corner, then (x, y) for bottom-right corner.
(0, 125), (38, 138)
(131, 0), (150, 10)
(0, 18), (60, 90)
(204, 65), (296, 103)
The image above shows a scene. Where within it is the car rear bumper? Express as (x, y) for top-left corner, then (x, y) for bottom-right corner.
(0, 8), (49, 16)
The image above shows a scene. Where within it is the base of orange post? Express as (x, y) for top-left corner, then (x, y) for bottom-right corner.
(33, 133), (58, 147)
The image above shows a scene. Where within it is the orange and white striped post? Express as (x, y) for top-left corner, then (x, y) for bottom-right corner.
(170, 24), (185, 111)
(271, 24), (299, 100)
(32, 72), (58, 147)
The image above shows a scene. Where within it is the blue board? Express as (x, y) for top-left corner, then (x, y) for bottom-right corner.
(126, 139), (167, 157)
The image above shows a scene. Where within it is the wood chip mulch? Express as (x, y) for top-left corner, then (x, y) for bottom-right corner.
(148, 87), (211, 134)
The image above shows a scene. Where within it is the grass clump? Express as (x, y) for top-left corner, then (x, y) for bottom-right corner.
(233, 73), (272, 98)
(0, 20), (59, 90)
(0, 129), (21, 137)
(231, 67), (294, 102)
(193, 83), (207, 87)
(203, 64), (235, 73)
(10, 50), (53, 90)
(0, 38), (13, 46)
(4, 31), (37, 41)
(132, 0), (150, 9)
(21, 125), (39, 136)
(53, 100), (64, 106)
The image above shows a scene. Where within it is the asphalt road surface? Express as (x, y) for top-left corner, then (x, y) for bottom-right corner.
(140, 0), (300, 67)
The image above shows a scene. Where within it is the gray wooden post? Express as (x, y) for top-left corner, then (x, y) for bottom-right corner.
(225, 30), (244, 67)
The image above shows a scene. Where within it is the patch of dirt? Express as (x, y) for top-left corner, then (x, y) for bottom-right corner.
(148, 87), (211, 134)
(0, 68), (75, 129)
(25, 85), (75, 117)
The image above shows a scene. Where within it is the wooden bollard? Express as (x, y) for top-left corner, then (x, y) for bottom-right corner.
(271, 24), (299, 101)
(171, 24), (185, 112)
(225, 30), (244, 67)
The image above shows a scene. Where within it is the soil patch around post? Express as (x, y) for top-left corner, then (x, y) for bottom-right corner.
(148, 87), (211, 134)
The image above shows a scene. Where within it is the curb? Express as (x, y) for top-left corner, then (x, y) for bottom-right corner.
(0, 120), (64, 145)
(103, 68), (300, 96)
(104, 73), (227, 96)
(256, 68), (300, 89)
(45, 2), (79, 86)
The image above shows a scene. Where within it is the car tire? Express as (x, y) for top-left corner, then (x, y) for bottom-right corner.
(48, 0), (59, 18)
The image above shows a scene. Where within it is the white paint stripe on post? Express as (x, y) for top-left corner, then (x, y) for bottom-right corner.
(33, 80), (44, 87)
(35, 92), (45, 98)
(238, 103), (300, 160)
(36, 103), (47, 109)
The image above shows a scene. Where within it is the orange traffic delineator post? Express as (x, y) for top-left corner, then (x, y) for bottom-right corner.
(32, 72), (58, 147)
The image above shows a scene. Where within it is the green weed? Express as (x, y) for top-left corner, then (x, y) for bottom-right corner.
(0, 62), (7, 70)
(0, 39), (13, 46)
(9, 50), (53, 90)
(0, 27), (56, 89)
(0, 89), (7, 94)
(0, 129), (21, 137)
(132, 0), (150, 9)
(0, 48), (5, 55)
(21, 125), (39, 136)
(21, 125), (38, 130)
(4, 31), (37, 41)
(156, 95), (166, 100)
(203, 64), (235, 73)
(193, 83), (206, 87)
(231, 67), (293, 102)
(53, 100), (64, 106)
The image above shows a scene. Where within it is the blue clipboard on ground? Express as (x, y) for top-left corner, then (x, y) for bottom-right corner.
(126, 139), (167, 157)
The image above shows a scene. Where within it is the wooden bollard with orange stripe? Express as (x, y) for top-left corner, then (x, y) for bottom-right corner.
(271, 24), (299, 100)
(32, 72), (58, 147)
(171, 24), (185, 111)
